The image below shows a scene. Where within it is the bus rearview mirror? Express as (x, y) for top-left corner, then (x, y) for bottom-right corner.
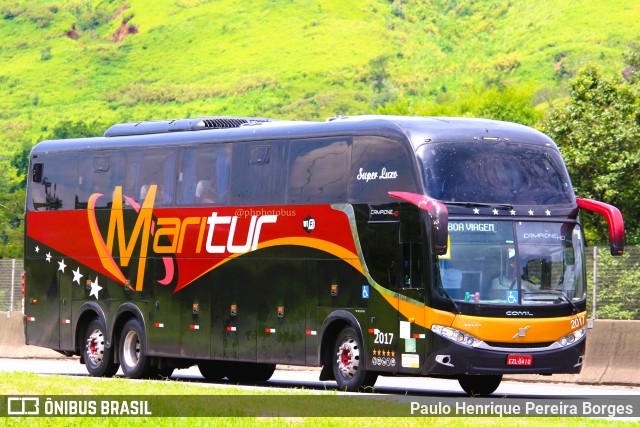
(576, 198), (625, 256)
(388, 191), (449, 255)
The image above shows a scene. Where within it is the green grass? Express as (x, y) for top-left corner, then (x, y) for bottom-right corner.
(0, 372), (634, 426)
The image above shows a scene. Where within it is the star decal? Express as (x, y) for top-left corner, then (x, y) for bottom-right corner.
(528, 209), (534, 216)
(545, 209), (551, 216)
(492, 209), (499, 215)
(35, 246), (40, 253)
(45, 252), (52, 262)
(72, 267), (83, 285)
(510, 209), (516, 215)
(57, 259), (67, 273)
(89, 277), (103, 300)
(473, 208), (480, 215)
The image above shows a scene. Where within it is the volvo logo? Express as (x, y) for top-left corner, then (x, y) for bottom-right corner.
(506, 310), (534, 316)
(513, 326), (531, 339)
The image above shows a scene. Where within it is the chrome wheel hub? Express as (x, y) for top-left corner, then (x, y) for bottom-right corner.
(86, 329), (105, 365)
(336, 336), (360, 379)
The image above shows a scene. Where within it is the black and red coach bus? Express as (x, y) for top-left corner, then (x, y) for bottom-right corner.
(23, 115), (624, 395)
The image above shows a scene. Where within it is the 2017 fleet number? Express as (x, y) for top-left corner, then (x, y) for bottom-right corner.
(374, 331), (394, 345)
(571, 316), (586, 329)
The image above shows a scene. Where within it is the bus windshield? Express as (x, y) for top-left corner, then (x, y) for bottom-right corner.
(438, 221), (586, 305)
(419, 142), (575, 206)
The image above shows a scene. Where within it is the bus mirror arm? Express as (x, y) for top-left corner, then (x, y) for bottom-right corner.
(576, 198), (625, 256)
(388, 191), (449, 255)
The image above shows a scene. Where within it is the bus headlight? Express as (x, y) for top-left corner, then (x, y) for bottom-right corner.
(556, 327), (586, 347)
(431, 325), (482, 347)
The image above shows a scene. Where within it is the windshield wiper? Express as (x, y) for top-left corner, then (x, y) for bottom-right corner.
(436, 286), (461, 314)
(523, 290), (578, 314)
(444, 201), (514, 210)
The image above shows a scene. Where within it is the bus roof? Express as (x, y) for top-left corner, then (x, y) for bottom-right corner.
(31, 115), (556, 154)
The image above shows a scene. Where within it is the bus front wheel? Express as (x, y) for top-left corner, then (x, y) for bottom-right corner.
(332, 326), (378, 392)
(84, 318), (119, 377)
(457, 374), (502, 396)
(119, 318), (153, 379)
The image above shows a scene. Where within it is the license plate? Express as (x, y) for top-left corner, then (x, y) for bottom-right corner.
(506, 354), (532, 366)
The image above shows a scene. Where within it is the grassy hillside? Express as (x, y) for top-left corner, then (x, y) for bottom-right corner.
(2, 0), (640, 147)
(0, 0), (638, 196)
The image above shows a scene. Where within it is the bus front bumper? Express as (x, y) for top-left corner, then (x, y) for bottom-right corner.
(422, 334), (586, 376)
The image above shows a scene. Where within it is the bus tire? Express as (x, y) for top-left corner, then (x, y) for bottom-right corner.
(84, 318), (119, 377)
(457, 374), (502, 396)
(226, 362), (276, 383)
(198, 361), (226, 381)
(333, 326), (378, 392)
(119, 318), (153, 379)
(249, 363), (276, 382)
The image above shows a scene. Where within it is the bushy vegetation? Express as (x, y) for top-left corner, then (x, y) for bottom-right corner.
(591, 247), (640, 320)
(1, 0), (640, 267)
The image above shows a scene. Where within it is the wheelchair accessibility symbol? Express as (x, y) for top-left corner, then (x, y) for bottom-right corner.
(506, 291), (518, 304)
(362, 285), (370, 299)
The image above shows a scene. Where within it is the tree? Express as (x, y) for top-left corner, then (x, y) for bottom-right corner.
(46, 120), (107, 140)
(0, 189), (25, 258)
(540, 63), (640, 245)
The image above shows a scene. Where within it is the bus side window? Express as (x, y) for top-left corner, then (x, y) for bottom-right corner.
(75, 156), (93, 209)
(350, 136), (417, 203)
(287, 138), (350, 204)
(30, 163), (47, 211)
(87, 152), (125, 209)
(136, 151), (176, 206)
(230, 141), (286, 206)
(116, 149), (178, 207)
(177, 145), (230, 206)
(30, 155), (77, 211)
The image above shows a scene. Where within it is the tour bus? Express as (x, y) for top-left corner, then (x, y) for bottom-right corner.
(23, 115), (624, 395)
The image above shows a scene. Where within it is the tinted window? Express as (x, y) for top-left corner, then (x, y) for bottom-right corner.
(419, 142), (574, 205)
(30, 154), (77, 211)
(124, 150), (177, 207)
(177, 144), (231, 205)
(350, 136), (417, 203)
(288, 138), (350, 204)
(30, 151), (127, 211)
(77, 151), (125, 209)
(231, 141), (287, 206)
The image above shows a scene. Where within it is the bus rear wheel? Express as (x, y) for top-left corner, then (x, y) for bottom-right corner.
(198, 361), (226, 381)
(119, 318), (153, 379)
(84, 318), (119, 377)
(332, 326), (378, 392)
(457, 374), (502, 396)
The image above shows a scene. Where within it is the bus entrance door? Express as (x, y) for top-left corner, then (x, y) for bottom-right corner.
(395, 205), (427, 374)
(395, 241), (427, 374)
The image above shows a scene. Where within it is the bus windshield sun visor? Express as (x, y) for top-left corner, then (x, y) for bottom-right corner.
(388, 191), (448, 255)
(576, 198), (625, 256)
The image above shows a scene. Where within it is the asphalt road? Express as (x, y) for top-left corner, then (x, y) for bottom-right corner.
(2, 357), (640, 398)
